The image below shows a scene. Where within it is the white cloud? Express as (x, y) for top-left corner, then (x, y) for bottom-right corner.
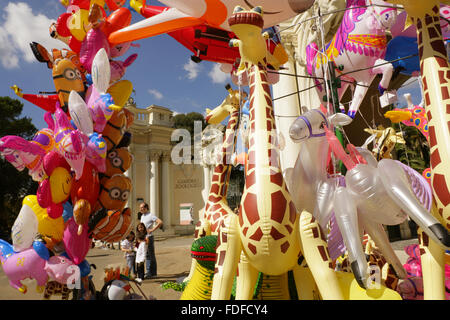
(0, 2), (66, 69)
(183, 60), (201, 80)
(208, 63), (230, 84)
(148, 88), (163, 100)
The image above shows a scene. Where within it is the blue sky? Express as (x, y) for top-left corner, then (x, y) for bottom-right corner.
(0, 0), (232, 130)
(0, 0), (424, 132)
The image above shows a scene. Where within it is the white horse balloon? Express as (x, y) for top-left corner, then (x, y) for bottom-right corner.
(289, 109), (450, 288)
(305, 0), (398, 118)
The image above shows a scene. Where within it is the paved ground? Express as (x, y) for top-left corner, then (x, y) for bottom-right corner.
(0, 235), (418, 300)
(0, 235), (194, 300)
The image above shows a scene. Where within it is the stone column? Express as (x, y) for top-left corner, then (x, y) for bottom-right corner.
(150, 152), (160, 217)
(161, 152), (172, 228)
(127, 144), (137, 229)
(145, 150), (150, 206)
(202, 164), (211, 205)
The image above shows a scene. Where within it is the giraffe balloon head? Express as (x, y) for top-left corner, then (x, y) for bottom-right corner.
(205, 84), (247, 124)
(228, 6), (274, 70)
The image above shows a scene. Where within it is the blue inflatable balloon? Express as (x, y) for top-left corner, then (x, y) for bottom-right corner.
(242, 100), (250, 116)
(78, 259), (91, 277)
(385, 36), (420, 76)
(61, 252), (91, 277)
(32, 240), (50, 260)
(62, 201), (74, 223)
(0, 239), (15, 261)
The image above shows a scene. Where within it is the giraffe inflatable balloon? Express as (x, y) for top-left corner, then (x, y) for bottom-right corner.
(184, 84), (246, 286)
(387, 0), (450, 300)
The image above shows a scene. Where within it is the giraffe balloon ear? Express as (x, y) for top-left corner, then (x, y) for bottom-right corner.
(252, 6), (263, 14)
(205, 108), (211, 115)
(233, 6), (245, 13)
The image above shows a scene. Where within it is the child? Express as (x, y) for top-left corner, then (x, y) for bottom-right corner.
(135, 232), (148, 282)
(120, 231), (136, 277)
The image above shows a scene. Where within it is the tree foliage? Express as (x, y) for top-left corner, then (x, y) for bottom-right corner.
(172, 112), (206, 141)
(393, 122), (430, 174)
(0, 97), (38, 241)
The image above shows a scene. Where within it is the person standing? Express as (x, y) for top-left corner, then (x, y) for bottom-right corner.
(139, 202), (163, 279)
(135, 232), (148, 282)
(120, 231), (136, 277)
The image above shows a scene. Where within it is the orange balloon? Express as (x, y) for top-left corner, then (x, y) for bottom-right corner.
(101, 7), (132, 39)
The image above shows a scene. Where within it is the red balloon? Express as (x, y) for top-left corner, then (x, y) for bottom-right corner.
(71, 162), (100, 210)
(140, 5), (240, 65)
(101, 7), (132, 39)
(56, 13), (72, 37)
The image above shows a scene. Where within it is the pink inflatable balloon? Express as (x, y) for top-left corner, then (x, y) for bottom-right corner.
(44, 255), (80, 284)
(63, 217), (91, 265)
(79, 28), (111, 72)
(110, 54), (138, 83)
(0, 247), (48, 293)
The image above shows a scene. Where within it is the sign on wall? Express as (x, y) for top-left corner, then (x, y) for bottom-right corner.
(180, 203), (194, 225)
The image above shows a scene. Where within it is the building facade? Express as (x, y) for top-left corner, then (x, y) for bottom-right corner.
(125, 104), (213, 234)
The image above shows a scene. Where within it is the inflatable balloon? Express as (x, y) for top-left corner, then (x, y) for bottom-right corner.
(0, 135), (46, 181)
(289, 108), (450, 289)
(79, 28), (111, 72)
(30, 43), (87, 82)
(101, 147), (132, 183)
(44, 255), (80, 284)
(101, 109), (127, 152)
(106, 80), (134, 107)
(52, 54), (86, 113)
(0, 239), (15, 260)
(83, 49), (123, 133)
(69, 90), (94, 136)
(0, 244), (48, 293)
(62, 201), (74, 223)
(109, 54), (138, 83)
(107, 279), (131, 300)
(385, 36), (420, 76)
(85, 132), (107, 172)
(101, 6), (132, 41)
(71, 162), (100, 234)
(33, 239), (50, 261)
(36, 151), (73, 219)
(105, 0), (127, 11)
(50, 20), (82, 54)
(89, 207), (132, 242)
(77, 259), (92, 277)
(96, 174), (131, 211)
(23, 195), (65, 243)
(109, 0), (315, 44)
(305, 0), (398, 118)
(54, 104), (87, 179)
(11, 200), (39, 252)
(63, 217), (91, 265)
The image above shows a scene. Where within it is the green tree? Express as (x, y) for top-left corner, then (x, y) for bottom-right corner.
(0, 97), (38, 241)
(393, 122), (430, 174)
(172, 112), (206, 141)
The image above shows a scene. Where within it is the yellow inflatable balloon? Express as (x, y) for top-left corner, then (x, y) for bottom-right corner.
(107, 80), (133, 107)
(68, 9), (90, 42)
(335, 271), (402, 300)
(23, 195), (64, 242)
(49, 167), (73, 204)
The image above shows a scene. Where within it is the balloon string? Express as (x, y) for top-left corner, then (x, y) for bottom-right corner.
(338, 54), (418, 78)
(274, 4), (404, 36)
